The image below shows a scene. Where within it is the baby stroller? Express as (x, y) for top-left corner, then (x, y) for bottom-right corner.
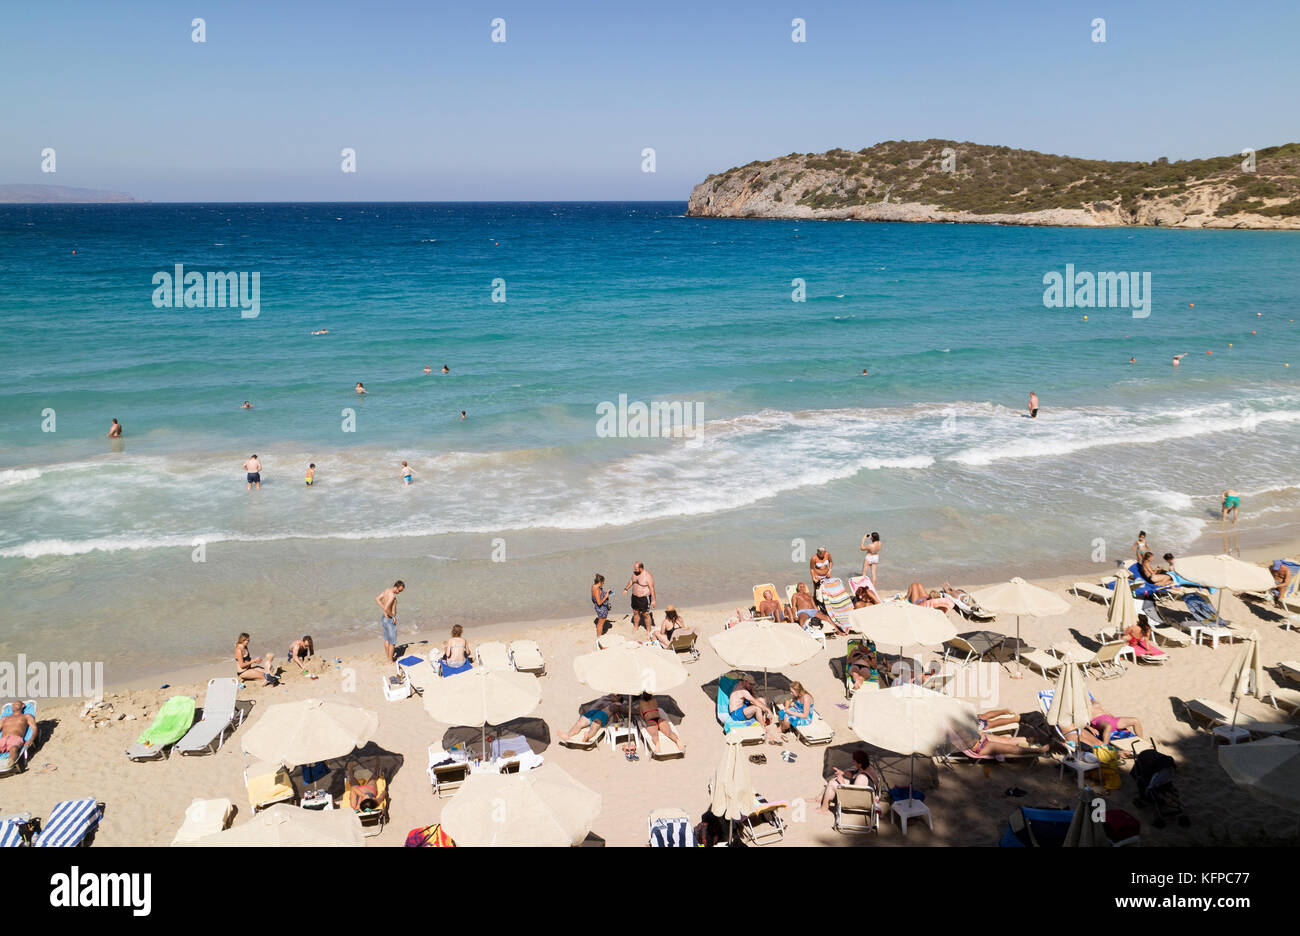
(1131, 739), (1189, 828)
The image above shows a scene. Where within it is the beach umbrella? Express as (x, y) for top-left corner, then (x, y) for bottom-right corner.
(710, 732), (758, 843)
(847, 602), (956, 679)
(968, 577), (1070, 665)
(240, 698), (378, 767)
(708, 618), (820, 694)
(1064, 785), (1108, 847)
(1174, 554), (1274, 617)
(848, 683), (976, 799)
(422, 667), (542, 761)
(1218, 737), (1300, 814)
(573, 644), (687, 753)
(1217, 630), (1262, 729)
(186, 804), (364, 847)
(1108, 568), (1139, 634)
(439, 762), (601, 846)
(1047, 662), (1091, 752)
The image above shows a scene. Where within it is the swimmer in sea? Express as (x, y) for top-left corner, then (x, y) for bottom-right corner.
(1128, 357), (1136, 364)
(401, 461), (413, 485)
(1172, 353), (1187, 367)
(241, 401), (253, 409)
(441, 365), (450, 374)
(861, 368), (869, 376)
(107, 418), (122, 438)
(460, 410), (467, 419)
(423, 365), (432, 374)
(355, 382), (367, 395)
(311, 329), (329, 336)
(305, 463), (315, 486)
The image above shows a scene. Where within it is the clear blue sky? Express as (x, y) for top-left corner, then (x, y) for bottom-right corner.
(3, 0), (1298, 201)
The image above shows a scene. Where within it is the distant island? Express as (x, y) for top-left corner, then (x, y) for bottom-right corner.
(687, 140), (1300, 229)
(0, 184), (140, 204)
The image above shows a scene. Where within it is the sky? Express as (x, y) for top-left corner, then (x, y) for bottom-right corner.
(2, 0), (1298, 201)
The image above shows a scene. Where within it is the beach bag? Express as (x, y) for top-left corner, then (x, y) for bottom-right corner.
(405, 823), (455, 847)
(1015, 710), (1052, 744)
(888, 786), (925, 803)
(1093, 744), (1123, 790)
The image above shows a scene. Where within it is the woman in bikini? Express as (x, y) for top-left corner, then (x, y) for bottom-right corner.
(652, 606), (691, 647)
(440, 625), (473, 676)
(860, 531), (881, 582)
(847, 642), (881, 691)
(1087, 700), (1143, 745)
(1123, 621), (1165, 659)
(1139, 551), (1174, 587)
(347, 758), (382, 811)
(637, 691), (683, 753)
(778, 681), (815, 734)
(235, 633), (277, 685)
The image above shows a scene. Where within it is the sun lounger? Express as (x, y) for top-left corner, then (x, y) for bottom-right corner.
(1019, 648), (1067, 680)
(666, 629), (700, 661)
(636, 714), (685, 759)
(0, 700), (36, 775)
(125, 695), (196, 761)
(558, 714), (607, 750)
(1277, 661), (1300, 684)
(833, 784), (880, 835)
(817, 577), (856, 632)
(716, 674), (766, 744)
(0, 814), (31, 847)
(843, 637), (885, 698)
(1072, 641), (1131, 679)
(943, 634), (1004, 668)
(1072, 581), (1113, 604)
(648, 808), (694, 846)
(773, 697), (833, 745)
(740, 796), (787, 846)
(170, 798), (234, 845)
(245, 762), (297, 811)
(33, 798), (102, 847)
(344, 762), (388, 837)
(475, 641), (512, 671)
(427, 744), (471, 796)
(397, 653), (438, 695)
(752, 582), (780, 616)
(1037, 689), (1139, 753)
(1263, 687), (1300, 715)
(176, 678), (245, 755)
(488, 732), (544, 773)
(1180, 698), (1292, 736)
(509, 640), (546, 675)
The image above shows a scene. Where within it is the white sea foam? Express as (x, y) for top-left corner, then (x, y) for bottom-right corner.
(0, 469), (41, 486)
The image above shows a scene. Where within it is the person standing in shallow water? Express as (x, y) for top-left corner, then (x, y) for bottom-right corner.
(860, 531), (881, 583)
(1028, 391), (1039, 418)
(107, 418), (122, 438)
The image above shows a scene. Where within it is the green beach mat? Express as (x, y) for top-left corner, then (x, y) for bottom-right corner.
(135, 696), (196, 747)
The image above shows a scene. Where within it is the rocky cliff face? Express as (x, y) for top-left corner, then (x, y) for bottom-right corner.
(686, 140), (1300, 230)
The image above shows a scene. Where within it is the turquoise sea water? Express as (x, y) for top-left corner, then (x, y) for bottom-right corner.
(2, 203), (1298, 679)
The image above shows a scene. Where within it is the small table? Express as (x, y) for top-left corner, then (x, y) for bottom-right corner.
(890, 797), (932, 836)
(1060, 754), (1102, 789)
(1211, 724), (1251, 746)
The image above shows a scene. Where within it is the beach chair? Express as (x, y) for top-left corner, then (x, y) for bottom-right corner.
(783, 584), (830, 647)
(740, 796), (787, 846)
(33, 798), (102, 847)
(475, 641), (512, 671)
(344, 763), (388, 837)
(488, 732), (544, 773)
(843, 637), (884, 698)
(1073, 641), (1130, 679)
(176, 678), (245, 755)
(1263, 687), (1300, 715)
(833, 784), (880, 835)
(636, 713), (685, 759)
(818, 577), (856, 633)
(397, 653), (438, 696)
(715, 674), (766, 744)
(752, 582), (780, 616)
(648, 807), (694, 846)
(1179, 698), (1292, 737)
(0, 813), (33, 847)
(0, 700), (36, 775)
(1037, 689), (1139, 754)
(1019, 647), (1067, 681)
(170, 798), (234, 845)
(667, 629), (700, 661)
(943, 635), (1004, 668)
(1071, 580), (1114, 605)
(427, 744), (471, 796)
(125, 695), (196, 761)
(509, 640), (546, 675)
(244, 762), (297, 812)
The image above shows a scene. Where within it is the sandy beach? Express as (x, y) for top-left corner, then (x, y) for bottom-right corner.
(6, 537), (1299, 848)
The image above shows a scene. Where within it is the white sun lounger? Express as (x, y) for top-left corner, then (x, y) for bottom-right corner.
(397, 653), (438, 695)
(475, 641), (512, 671)
(1181, 698), (1292, 736)
(636, 714), (685, 759)
(509, 640), (546, 675)
(1263, 687), (1300, 715)
(170, 798), (235, 845)
(176, 678), (245, 755)
(426, 744), (471, 797)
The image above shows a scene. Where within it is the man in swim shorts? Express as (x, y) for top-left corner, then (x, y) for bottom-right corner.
(305, 463), (315, 486)
(623, 561), (656, 633)
(243, 454), (262, 491)
(1222, 490), (1240, 525)
(0, 702), (35, 767)
(1272, 559), (1293, 606)
(376, 580), (405, 664)
(1028, 391), (1039, 418)
(558, 699), (626, 743)
(107, 418), (122, 438)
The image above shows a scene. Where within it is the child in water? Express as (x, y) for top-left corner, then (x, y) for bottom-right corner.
(401, 461), (413, 486)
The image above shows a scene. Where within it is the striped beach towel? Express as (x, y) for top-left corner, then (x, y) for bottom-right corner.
(0, 816), (28, 847)
(650, 816), (693, 847)
(819, 577), (854, 628)
(33, 798), (101, 847)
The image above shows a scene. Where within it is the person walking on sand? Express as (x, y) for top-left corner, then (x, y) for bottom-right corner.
(860, 531), (881, 582)
(107, 418), (122, 438)
(243, 454), (262, 491)
(623, 561), (656, 633)
(591, 573), (613, 640)
(1131, 530), (1147, 561)
(376, 580), (405, 664)
(1028, 391), (1039, 418)
(1222, 489), (1240, 525)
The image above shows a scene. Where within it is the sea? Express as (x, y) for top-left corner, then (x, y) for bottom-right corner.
(2, 202), (1298, 681)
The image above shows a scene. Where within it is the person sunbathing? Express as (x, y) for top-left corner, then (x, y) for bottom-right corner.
(348, 759), (382, 811)
(791, 582), (835, 628)
(847, 642), (881, 691)
(778, 681), (815, 734)
(756, 588), (786, 621)
(728, 675), (773, 726)
(907, 582), (955, 612)
(637, 691), (683, 753)
(559, 699), (626, 743)
(1086, 700), (1143, 745)
(852, 585), (880, 608)
(1123, 621), (1165, 659)
(815, 749), (882, 813)
(977, 708), (1020, 731)
(440, 624), (473, 675)
(966, 731), (1051, 758)
(1139, 552), (1174, 587)
(0, 702), (36, 766)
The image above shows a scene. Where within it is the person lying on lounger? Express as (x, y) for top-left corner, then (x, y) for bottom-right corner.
(0, 702), (36, 765)
(1139, 552), (1174, 587)
(966, 730), (1051, 758)
(852, 585), (880, 608)
(1087, 700), (1143, 745)
(348, 759), (382, 811)
(728, 675), (773, 727)
(815, 749), (882, 813)
(907, 582), (955, 612)
(1123, 621), (1166, 659)
(637, 691), (683, 753)
(791, 582), (835, 628)
(559, 699), (627, 743)
(756, 589), (786, 621)
(847, 642), (881, 691)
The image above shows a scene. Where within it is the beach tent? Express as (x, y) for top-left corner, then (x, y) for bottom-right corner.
(239, 698), (378, 767)
(968, 577), (1070, 666)
(708, 618), (820, 694)
(439, 762), (601, 847)
(848, 684), (976, 800)
(185, 803), (364, 847)
(421, 667), (541, 762)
